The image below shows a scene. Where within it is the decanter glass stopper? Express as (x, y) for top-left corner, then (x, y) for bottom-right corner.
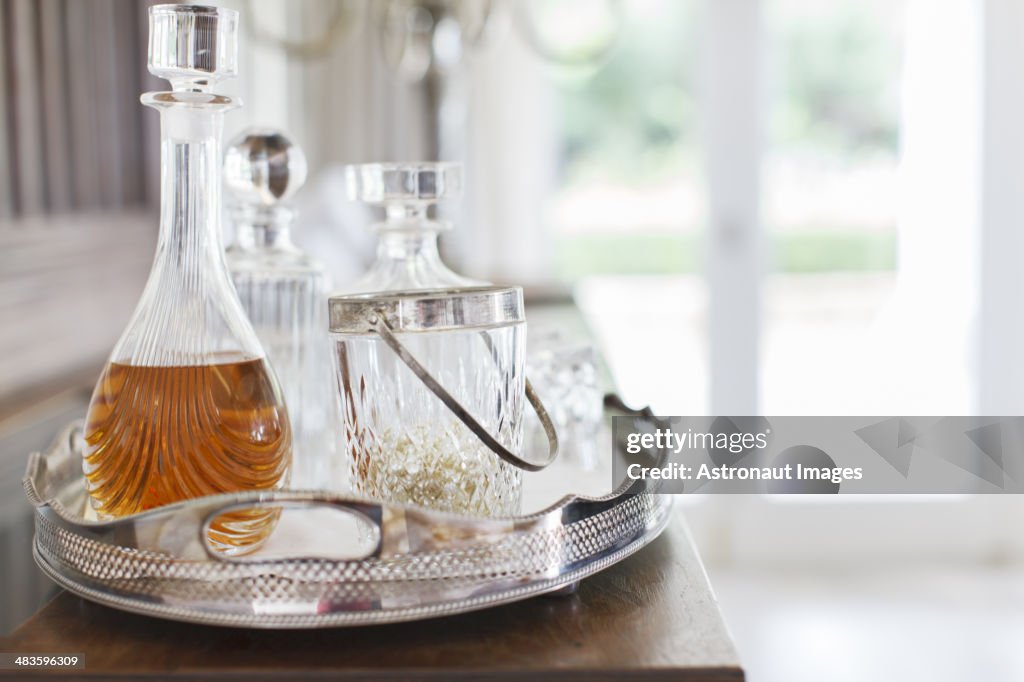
(224, 129), (309, 211)
(347, 162), (462, 221)
(148, 4), (238, 90)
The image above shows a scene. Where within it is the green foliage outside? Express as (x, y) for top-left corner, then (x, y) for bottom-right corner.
(554, 1), (699, 185)
(551, 0), (904, 277)
(555, 231), (897, 279)
(771, 0), (902, 156)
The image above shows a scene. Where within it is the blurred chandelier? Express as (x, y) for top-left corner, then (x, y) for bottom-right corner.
(243, 0), (622, 160)
(242, 0), (622, 71)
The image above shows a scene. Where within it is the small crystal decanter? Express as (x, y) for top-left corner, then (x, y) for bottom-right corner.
(224, 129), (334, 489)
(83, 5), (291, 555)
(342, 163), (485, 292)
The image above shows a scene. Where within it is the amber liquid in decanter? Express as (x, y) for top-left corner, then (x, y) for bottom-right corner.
(83, 356), (291, 552)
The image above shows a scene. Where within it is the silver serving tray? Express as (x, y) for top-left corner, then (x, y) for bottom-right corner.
(24, 420), (671, 628)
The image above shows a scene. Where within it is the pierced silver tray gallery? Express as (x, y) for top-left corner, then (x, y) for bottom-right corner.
(24, 417), (671, 629)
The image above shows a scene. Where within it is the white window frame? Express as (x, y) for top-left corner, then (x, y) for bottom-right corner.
(694, 0), (1024, 564)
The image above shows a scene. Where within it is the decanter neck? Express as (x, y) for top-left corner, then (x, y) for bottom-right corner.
(113, 90), (266, 367)
(145, 92), (237, 269)
(350, 215), (482, 292)
(231, 207), (297, 252)
(374, 226), (446, 263)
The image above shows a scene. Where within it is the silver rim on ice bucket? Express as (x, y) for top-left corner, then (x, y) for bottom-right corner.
(329, 285), (559, 472)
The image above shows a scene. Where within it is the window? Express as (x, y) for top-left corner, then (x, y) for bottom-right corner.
(540, 0), (708, 414)
(547, 0), (703, 280)
(763, 0), (906, 414)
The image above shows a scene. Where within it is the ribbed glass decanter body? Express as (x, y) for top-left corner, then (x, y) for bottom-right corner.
(227, 218), (332, 488)
(83, 91), (291, 554)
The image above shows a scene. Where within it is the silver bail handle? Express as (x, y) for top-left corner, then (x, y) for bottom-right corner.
(366, 312), (559, 473)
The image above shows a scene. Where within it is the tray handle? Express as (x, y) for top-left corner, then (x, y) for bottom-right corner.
(24, 420), (85, 509)
(198, 493), (384, 563)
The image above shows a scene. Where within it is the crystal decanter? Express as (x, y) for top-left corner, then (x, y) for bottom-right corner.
(83, 5), (291, 555)
(224, 129), (334, 489)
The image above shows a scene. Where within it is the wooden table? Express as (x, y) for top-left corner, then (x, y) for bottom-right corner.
(1, 509), (743, 681)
